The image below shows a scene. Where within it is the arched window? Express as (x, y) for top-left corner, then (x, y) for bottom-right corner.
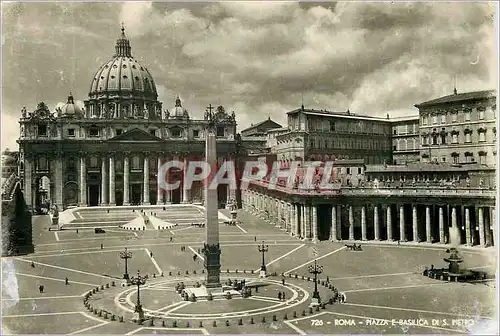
(464, 152), (474, 163)
(451, 152), (459, 164)
(90, 156), (98, 168)
(451, 130), (459, 144)
(478, 128), (486, 142)
(478, 151), (487, 165)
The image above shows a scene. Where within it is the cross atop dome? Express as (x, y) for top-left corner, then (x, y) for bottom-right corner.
(67, 91), (74, 104)
(115, 23), (132, 57)
(175, 95), (182, 107)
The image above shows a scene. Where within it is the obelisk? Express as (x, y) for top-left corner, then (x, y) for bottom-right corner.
(203, 110), (221, 288)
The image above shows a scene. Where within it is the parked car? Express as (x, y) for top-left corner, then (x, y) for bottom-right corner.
(94, 228), (106, 234)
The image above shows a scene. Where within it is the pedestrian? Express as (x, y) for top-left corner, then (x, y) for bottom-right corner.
(326, 276), (330, 283)
(150, 252), (153, 258)
(282, 278), (285, 286)
(65, 277), (69, 285)
(101, 243), (103, 249)
(278, 292), (282, 300)
(39, 285), (44, 293)
(76, 229), (79, 234)
(193, 255), (197, 262)
(31, 262), (35, 268)
(254, 236), (257, 242)
(170, 237), (173, 242)
(282, 292), (286, 301)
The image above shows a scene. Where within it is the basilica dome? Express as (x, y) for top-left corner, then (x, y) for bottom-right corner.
(88, 27), (158, 100)
(59, 93), (84, 118)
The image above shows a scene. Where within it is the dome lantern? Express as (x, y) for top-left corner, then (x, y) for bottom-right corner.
(115, 23), (132, 58)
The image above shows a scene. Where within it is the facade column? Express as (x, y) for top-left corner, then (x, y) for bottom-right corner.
(79, 155), (87, 206)
(477, 207), (485, 247)
(465, 207), (472, 246)
(165, 156), (171, 204)
(399, 205), (405, 241)
(100, 156), (107, 206)
(24, 155), (33, 210)
(439, 206), (445, 243)
(373, 206), (379, 240)
(330, 205), (337, 241)
(182, 157), (189, 203)
(451, 207), (457, 244)
(156, 156), (163, 205)
(303, 205), (309, 239)
(412, 205), (418, 242)
(348, 205), (354, 240)
(292, 204), (297, 236)
(143, 156), (150, 205)
(425, 206), (431, 243)
(109, 156), (115, 205)
(386, 205), (393, 241)
(312, 205), (318, 242)
(123, 156), (130, 205)
(491, 207), (496, 246)
(361, 206), (367, 241)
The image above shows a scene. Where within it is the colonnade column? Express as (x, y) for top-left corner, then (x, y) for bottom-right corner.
(165, 156), (171, 204)
(478, 207), (485, 246)
(373, 206), (379, 240)
(412, 205), (418, 242)
(465, 207), (472, 246)
(109, 155), (115, 206)
(439, 206), (445, 244)
(399, 205), (405, 241)
(330, 205), (337, 241)
(182, 157), (189, 203)
(23, 155), (33, 209)
(386, 206), (392, 241)
(425, 206), (431, 243)
(491, 208), (496, 246)
(54, 153), (63, 208)
(100, 157), (107, 206)
(292, 204), (298, 236)
(451, 207), (457, 244)
(348, 205), (354, 240)
(156, 156), (163, 205)
(361, 206), (367, 241)
(143, 156), (150, 205)
(123, 156), (130, 205)
(303, 205), (309, 239)
(79, 155), (87, 206)
(312, 205), (318, 242)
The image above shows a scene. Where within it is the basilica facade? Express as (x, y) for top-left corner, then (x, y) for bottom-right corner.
(18, 28), (238, 211)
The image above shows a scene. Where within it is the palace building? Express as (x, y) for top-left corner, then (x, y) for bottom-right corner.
(18, 27), (238, 211)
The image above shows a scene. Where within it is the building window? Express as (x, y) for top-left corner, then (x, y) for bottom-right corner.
(432, 115), (438, 124)
(216, 126), (225, 137)
(432, 133), (438, 145)
(347, 168), (351, 175)
(38, 125), (47, 137)
(452, 113), (457, 122)
(116, 129), (123, 135)
(193, 130), (199, 138)
(67, 157), (76, 170)
(464, 109), (471, 121)
(478, 152), (487, 164)
(132, 156), (140, 169)
(393, 129), (397, 135)
(422, 116), (428, 125)
(171, 128), (181, 138)
(478, 107), (485, 120)
(440, 129), (446, 144)
(358, 167), (362, 174)
(149, 129), (156, 136)
(451, 153), (459, 164)
(464, 131), (472, 143)
(330, 121), (336, 132)
(442, 157), (446, 162)
(478, 129), (486, 142)
(441, 114), (446, 124)
(465, 152), (474, 163)
(90, 156), (98, 168)
(68, 128), (75, 137)
(451, 132), (458, 144)
(422, 136), (428, 146)
(37, 156), (48, 170)
(89, 127), (99, 137)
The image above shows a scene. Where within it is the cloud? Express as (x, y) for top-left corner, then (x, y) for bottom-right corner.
(1, 2), (496, 151)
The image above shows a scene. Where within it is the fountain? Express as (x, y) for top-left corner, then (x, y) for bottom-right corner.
(423, 226), (492, 282)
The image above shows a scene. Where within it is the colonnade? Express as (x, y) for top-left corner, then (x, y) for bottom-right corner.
(241, 189), (496, 247)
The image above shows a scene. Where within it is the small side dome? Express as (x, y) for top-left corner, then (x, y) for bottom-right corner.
(60, 93), (84, 118)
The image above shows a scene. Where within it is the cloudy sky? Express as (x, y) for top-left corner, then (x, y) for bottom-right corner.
(1, 1), (497, 151)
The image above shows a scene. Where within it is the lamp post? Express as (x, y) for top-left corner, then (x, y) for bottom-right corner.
(119, 247), (133, 280)
(130, 270), (147, 322)
(258, 241), (269, 277)
(308, 259), (323, 306)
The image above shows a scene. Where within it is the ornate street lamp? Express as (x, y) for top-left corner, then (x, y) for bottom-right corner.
(119, 247), (133, 280)
(130, 270), (147, 322)
(308, 259), (323, 306)
(258, 241), (269, 278)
